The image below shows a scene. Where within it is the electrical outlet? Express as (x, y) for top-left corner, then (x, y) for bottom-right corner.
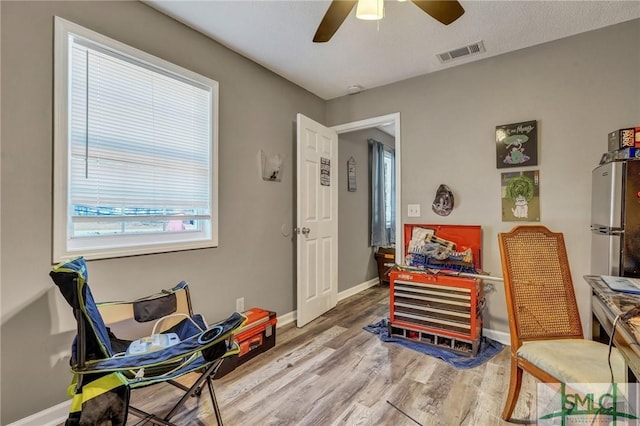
(236, 297), (245, 313)
(407, 204), (421, 217)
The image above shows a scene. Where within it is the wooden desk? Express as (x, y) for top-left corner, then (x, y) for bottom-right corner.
(585, 275), (640, 379)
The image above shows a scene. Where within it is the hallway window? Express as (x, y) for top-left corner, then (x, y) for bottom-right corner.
(383, 149), (394, 228)
(53, 18), (218, 261)
(370, 139), (395, 247)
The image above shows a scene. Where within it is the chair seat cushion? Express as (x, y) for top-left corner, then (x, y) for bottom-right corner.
(518, 339), (626, 384)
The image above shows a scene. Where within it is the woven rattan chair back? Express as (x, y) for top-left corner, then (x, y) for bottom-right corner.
(499, 225), (583, 349)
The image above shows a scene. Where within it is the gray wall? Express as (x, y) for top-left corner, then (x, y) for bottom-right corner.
(338, 128), (395, 291)
(1, 1), (639, 422)
(0, 1), (324, 423)
(327, 19), (640, 334)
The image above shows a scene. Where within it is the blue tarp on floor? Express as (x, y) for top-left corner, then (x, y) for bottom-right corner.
(363, 318), (504, 369)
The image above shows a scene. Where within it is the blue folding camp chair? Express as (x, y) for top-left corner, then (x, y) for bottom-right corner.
(50, 257), (246, 426)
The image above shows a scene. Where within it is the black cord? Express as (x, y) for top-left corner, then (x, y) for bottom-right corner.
(386, 400), (423, 426)
(579, 308), (640, 425)
(608, 307), (640, 382)
(599, 313), (634, 426)
(608, 314), (621, 385)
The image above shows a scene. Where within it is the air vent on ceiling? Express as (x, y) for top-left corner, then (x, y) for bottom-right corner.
(437, 41), (485, 64)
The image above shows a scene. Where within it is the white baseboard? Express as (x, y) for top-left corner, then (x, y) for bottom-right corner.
(276, 278), (380, 329)
(483, 328), (510, 346)
(7, 399), (70, 426)
(338, 278), (380, 302)
(276, 310), (295, 328)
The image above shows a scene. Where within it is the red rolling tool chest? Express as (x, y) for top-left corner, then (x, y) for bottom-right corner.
(389, 224), (484, 356)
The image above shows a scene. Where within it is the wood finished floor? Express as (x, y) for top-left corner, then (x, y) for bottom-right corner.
(127, 285), (538, 425)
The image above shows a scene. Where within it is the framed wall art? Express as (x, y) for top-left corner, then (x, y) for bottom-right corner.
(347, 156), (356, 191)
(495, 120), (538, 168)
(501, 170), (540, 222)
(320, 157), (331, 186)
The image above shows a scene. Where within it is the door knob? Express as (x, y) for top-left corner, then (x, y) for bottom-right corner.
(294, 227), (311, 235)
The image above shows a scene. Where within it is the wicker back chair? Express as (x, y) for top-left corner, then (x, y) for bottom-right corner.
(501, 225), (583, 345)
(499, 225), (626, 421)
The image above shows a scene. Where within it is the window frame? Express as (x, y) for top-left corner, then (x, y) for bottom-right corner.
(53, 17), (219, 262)
(383, 149), (394, 229)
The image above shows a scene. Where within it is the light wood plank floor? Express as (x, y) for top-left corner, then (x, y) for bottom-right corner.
(127, 285), (538, 425)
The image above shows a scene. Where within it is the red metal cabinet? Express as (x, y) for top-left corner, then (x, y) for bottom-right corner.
(388, 224), (484, 356)
(389, 270), (483, 355)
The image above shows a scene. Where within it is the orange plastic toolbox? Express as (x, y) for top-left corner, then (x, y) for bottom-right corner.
(214, 308), (277, 378)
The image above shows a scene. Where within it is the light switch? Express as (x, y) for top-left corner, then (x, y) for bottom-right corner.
(407, 204), (421, 217)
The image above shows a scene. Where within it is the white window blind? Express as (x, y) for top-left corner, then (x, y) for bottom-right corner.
(54, 17), (218, 261)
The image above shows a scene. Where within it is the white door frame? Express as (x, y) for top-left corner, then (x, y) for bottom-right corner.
(331, 112), (402, 264)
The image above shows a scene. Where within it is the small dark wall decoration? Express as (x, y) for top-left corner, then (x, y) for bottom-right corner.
(432, 184), (454, 216)
(347, 157), (356, 191)
(495, 120), (538, 168)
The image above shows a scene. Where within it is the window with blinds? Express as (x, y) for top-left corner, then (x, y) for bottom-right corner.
(53, 17), (219, 261)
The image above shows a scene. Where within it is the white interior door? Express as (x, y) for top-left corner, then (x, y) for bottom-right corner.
(296, 113), (338, 327)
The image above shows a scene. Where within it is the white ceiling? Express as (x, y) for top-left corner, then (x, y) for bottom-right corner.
(146, 0), (640, 100)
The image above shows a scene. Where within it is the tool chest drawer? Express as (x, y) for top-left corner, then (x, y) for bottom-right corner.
(389, 270), (483, 356)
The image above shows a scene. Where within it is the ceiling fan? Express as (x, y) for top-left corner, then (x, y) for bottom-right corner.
(313, 0), (465, 43)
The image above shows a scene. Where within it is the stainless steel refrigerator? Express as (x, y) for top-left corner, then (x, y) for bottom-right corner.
(591, 159), (640, 277)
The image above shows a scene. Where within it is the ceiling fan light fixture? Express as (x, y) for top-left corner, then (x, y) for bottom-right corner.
(313, 0), (463, 43)
(356, 0), (384, 20)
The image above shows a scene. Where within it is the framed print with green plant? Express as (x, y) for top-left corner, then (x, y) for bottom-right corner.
(501, 170), (540, 222)
(495, 120), (538, 168)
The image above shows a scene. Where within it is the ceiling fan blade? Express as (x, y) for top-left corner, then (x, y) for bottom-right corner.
(313, 0), (358, 43)
(411, 0), (465, 25)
